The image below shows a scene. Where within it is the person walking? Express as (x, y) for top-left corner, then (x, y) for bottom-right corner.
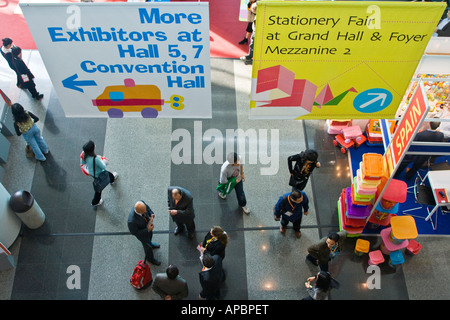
(306, 231), (347, 271)
(217, 152), (250, 214)
(199, 226), (228, 260)
(288, 149), (320, 191)
(168, 186), (196, 239)
(11, 103), (49, 162)
(238, 0), (257, 45)
(128, 200), (161, 266)
(152, 264), (189, 300)
(80, 140), (117, 206)
(273, 189), (309, 238)
(11, 46), (43, 100)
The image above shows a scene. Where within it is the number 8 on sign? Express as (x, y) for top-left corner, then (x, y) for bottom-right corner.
(166, 95), (185, 110)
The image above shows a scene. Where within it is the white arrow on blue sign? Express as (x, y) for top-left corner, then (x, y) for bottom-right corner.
(353, 88), (393, 114)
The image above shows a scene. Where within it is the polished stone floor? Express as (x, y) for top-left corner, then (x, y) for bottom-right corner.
(1, 52), (450, 303)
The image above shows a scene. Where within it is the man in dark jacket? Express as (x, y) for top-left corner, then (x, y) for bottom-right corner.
(168, 186), (196, 239)
(306, 231), (347, 272)
(274, 190), (309, 238)
(127, 200), (161, 265)
(199, 253), (224, 300)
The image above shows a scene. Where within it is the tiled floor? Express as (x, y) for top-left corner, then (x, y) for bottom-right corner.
(2, 52), (450, 303)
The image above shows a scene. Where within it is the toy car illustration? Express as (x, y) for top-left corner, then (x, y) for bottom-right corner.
(92, 78), (183, 118)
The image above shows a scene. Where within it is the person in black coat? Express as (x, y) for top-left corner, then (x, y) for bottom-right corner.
(288, 149), (321, 191)
(394, 122), (445, 181)
(200, 226), (228, 260)
(11, 46), (43, 100)
(199, 253), (224, 300)
(436, 10), (450, 37)
(1, 38), (21, 87)
(168, 186), (196, 239)
(127, 200), (161, 265)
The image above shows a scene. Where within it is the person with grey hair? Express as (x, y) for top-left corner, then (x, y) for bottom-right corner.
(217, 152), (250, 214)
(168, 186), (196, 239)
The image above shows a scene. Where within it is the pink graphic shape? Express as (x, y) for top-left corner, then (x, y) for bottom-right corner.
(124, 78), (135, 87)
(257, 79), (317, 112)
(315, 83), (334, 105)
(256, 65), (295, 99)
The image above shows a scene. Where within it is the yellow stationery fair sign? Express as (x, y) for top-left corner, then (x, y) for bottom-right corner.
(249, 1), (445, 119)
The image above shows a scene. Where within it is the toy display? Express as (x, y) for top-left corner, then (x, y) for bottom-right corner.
(365, 119), (397, 146)
(333, 125), (367, 154)
(397, 74), (450, 118)
(327, 119), (352, 134)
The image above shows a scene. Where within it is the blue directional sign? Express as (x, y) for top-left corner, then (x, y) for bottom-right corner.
(353, 88), (393, 114)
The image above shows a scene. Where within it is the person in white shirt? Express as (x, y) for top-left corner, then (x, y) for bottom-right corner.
(218, 152), (250, 215)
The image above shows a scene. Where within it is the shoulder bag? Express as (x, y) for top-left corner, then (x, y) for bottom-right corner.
(92, 156), (110, 193)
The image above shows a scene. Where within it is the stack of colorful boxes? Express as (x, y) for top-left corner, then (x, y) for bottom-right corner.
(338, 153), (383, 235)
(380, 216), (418, 268)
(367, 178), (407, 228)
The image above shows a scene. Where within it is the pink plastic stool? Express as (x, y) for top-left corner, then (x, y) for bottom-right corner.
(405, 239), (422, 256)
(368, 250), (385, 266)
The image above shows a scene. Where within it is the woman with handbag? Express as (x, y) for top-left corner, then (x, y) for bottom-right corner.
(11, 103), (49, 162)
(81, 140), (118, 206)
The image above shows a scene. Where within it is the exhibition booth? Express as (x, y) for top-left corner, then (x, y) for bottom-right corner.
(335, 37), (450, 238)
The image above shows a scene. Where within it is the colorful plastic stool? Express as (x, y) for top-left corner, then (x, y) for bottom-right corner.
(381, 179), (407, 204)
(390, 216), (418, 245)
(405, 239), (423, 256)
(368, 250), (385, 265)
(389, 250), (405, 267)
(355, 239), (370, 256)
(362, 153), (383, 179)
(380, 227), (409, 255)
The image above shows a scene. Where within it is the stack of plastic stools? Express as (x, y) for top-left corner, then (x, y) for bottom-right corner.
(369, 179), (407, 228)
(405, 239), (423, 256)
(355, 239), (370, 256)
(368, 250), (385, 266)
(338, 153), (384, 235)
(380, 216), (418, 255)
(338, 188), (367, 236)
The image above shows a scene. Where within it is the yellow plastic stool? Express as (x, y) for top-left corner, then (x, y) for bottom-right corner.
(355, 239), (370, 256)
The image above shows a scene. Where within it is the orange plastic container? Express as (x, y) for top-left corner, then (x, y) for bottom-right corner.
(362, 153), (383, 179)
(390, 216), (418, 242)
(355, 238), (370, 255)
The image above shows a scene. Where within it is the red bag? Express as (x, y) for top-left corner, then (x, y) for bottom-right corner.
(130, 260), (152, 290)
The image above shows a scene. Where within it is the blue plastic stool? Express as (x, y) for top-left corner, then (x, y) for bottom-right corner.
(389, 250), (405, 268)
